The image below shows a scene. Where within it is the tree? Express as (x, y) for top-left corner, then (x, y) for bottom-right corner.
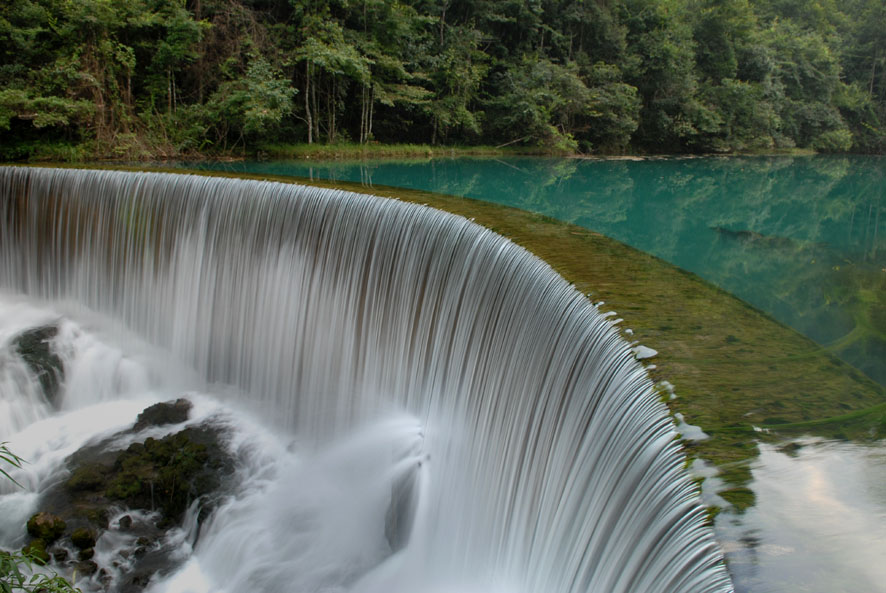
(620, 0), (719, 151)
(207, 54), (296, 148)
(423, 24), (486, 145)
(346, 0), (434, 143)
(763, 20), (851, 149)
(838, 0), (886, 151)
(565, 62), (636, 153)
(292, 12), (370, 144)
(1, 0), (885, 155)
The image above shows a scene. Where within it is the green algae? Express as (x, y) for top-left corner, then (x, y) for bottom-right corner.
(717, 487), (756, 513)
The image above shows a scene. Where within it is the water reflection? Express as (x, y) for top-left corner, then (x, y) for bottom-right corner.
(187, 155), (886, 384)
(715, 439), (886, 593)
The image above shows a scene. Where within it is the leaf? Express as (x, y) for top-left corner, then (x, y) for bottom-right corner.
(0, 442), (25, 488)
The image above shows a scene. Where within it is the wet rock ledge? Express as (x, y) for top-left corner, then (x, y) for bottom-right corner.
(13, 324), (64, 405)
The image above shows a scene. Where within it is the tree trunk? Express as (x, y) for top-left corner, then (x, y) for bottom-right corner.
(360, 84), (367, 143)
(368, 86), (374, 141)
(312, 70), (320, 142)
(329, 76), (336, 143)
(305, 61), (313, 144)
(440, 1), (447, 46)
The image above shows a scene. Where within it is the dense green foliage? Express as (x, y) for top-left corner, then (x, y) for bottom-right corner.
(1, 0), (884, 159)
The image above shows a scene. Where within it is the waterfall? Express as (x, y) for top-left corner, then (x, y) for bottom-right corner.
(0, 166), (732, 593)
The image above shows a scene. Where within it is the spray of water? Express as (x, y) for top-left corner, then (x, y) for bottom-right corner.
(0, 166), (732, 592)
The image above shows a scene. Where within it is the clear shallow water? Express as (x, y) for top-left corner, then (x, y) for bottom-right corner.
(188, 155), (886, 385)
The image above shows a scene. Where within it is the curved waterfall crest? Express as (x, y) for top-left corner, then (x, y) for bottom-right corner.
(0, 166), (732, 592)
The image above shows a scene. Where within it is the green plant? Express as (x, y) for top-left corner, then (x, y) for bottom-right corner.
(0, 443), (80, 593)
(0, 443), (24, 487)
(0, 551), (79, 593)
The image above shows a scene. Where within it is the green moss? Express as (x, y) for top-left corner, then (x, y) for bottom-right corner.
(66, 463), (109, 491)
(705, 505), (723, 526)
(70, 528), (95, 550)
(105, 429), (218, 520)
(82, 507), (110, 529)
(717, 487), (757, 513)
(26, 513), (66, 543)
(13, 325), (63, 403)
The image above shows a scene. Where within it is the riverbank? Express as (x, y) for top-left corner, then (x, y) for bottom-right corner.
(256, 142), (553, 160)
(6, 142), (553, 164)
(12, 141), (828, 164)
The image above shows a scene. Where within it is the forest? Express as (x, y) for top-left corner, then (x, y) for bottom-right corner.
(1, 0), (885, 160)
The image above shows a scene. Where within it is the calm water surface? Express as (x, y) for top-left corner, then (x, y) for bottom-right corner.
(189, 155), (886, 385)
(714, 439), (886, 593)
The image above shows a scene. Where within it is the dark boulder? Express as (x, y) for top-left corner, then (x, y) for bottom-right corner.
(13, 325), (64, 404)
(21, 538), (50, 563)
(78, 547), (95, 561)
(26, 512), (66, 543)
(132, 399), (192, 431)
(71, 527), (96, 549)
(76, 559), (99, 576)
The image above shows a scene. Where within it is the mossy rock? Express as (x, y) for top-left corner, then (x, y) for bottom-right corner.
(14, 402), (234, 593)
(78, 547), (95, 561)
(704, 505), (723, 526)
(75, 559), (98, 576)
(133, 398), (192, 431)
(60, 405), (231, 525)
(71, 527), (96, 549)
(66, 463), (110, 491)
(114, 427), (225, 520)
(21, 538), (50, 564)
(776, 441), (804, 457)
(26, 512), (66, 543)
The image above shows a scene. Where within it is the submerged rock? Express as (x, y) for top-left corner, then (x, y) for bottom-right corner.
(13, 325), (64, 404)
(385, 465), (419, 552)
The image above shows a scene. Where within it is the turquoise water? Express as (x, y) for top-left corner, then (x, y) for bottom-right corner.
(187, 155), (886, 385)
